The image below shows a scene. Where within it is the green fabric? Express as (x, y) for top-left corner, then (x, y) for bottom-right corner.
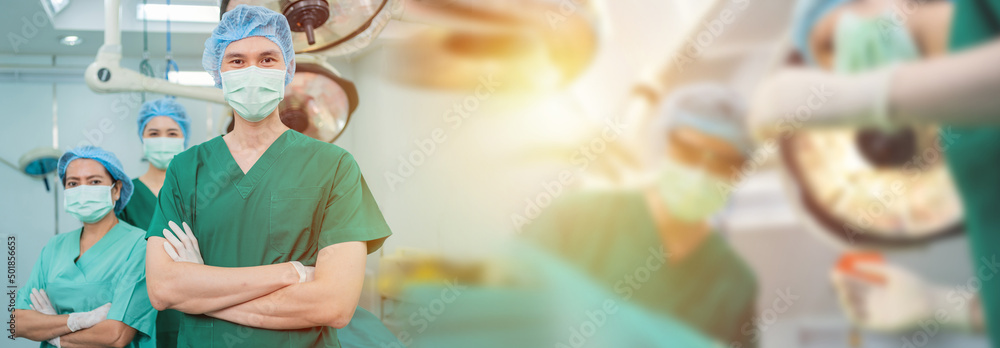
(336, 307), (403, 348)
(118, 178), (157, 230)
(393, 241), (720, 348)
(15, 222), (157, 348)
(947, 1), (1000, 346)
(146, 130), (392, 348)
(118, 178), (184, 348)
(523, 190), (759, 347)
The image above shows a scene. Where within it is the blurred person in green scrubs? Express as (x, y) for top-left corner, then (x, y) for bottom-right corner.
(524, 83), (760, 347)
(143, 5), (391, 348)
(118, 97), (189, 347)
(752, 0), (1000, 343)
(13, 146), (157, 347)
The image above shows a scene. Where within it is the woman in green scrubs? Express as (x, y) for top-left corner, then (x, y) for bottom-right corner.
(118, 97), (189, 347)
(753, 0), (1000, 344)
(524, 84), (759, 347)
(143, 6), (391, 348)
(13, 146), (157, 347)
(119, 97), (190, 231)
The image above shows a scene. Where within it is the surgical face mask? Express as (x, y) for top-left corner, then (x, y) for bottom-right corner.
(221, 65), (286, 122)
(834, 11), (920, 73)
(656, 158), (730, 222)
(143, 137), (185, 169)
(64, 184), (115, 223)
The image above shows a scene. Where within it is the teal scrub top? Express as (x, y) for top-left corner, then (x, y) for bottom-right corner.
(946, 1), (1000, 345)
(118, 178), (182, 348)
(15, 221), (157, 348)
(146, 130), (392, 348)
(119, 178), (157, 231)
(523, 190), (759, 348)
(394, 240), (720, 348)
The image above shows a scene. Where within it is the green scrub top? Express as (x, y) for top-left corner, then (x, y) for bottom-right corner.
(118, 178), (183, 348)
(946, 1), (1000, 345)
(394, 240), (720, 348)
(146, 130), (392, 348)
(523, 190), (759, 348)
(119, 178), (157, 230)
(15, 221), (157, 348)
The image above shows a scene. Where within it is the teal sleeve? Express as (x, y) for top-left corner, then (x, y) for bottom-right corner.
(105, 238), (157, 339)
(146, 164), (186, 241)
(14, 243), (49, 310)
(318, 154), (392, 254)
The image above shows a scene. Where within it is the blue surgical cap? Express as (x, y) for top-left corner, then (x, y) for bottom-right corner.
(791, 0), (850, 66)
(58, 146), (133, 214)
(203, 4), (296, 88)
(662, 83), (753, 155)
(138, 97), (191, 147)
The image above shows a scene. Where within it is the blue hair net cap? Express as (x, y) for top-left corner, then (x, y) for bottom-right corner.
(791, 0), (850, 66)
(662, 83), (753, 155)
(58, 146), (133, 214)
(203, 4), (296, 88)
(138, 97), (191, 147)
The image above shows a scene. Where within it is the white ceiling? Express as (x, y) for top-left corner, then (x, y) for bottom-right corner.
(1, 0), (216, 57)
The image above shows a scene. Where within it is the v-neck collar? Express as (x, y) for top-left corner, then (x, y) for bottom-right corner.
(72, 222), (123, 271)
(211, 130), (298, 199)
(134, 178), (155, 198)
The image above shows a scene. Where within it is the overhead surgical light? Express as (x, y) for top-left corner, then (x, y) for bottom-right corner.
(221, 0), (398, 55)
(779, 127), (964, 249)
(136, 4), (220, 23)
(384, 0), (603, 91)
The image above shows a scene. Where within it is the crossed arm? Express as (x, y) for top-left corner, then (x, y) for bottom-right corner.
(13, 310), (136, 348)
(146, 236), (367, 329)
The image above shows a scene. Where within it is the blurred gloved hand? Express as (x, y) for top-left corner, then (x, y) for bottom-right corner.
(748, 67), (897, 141)
(162, 221), (204, 264)
(289, 261), (316, 283)
(29, 289), (62, 346)
(831, 261), (972, 333)
(67, 303), (111, 332)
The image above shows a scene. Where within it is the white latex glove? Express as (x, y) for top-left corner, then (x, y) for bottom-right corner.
(748, 67), (897, 142)
(67, 303), (111, 332)
(29, 288), (56, 315)
(288, 261), (316, 283)
(831, 262), (972, 333)
(162, 221), (204, 264)
(29, 289), (62, 346)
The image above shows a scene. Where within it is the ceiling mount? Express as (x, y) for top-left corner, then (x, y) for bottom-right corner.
(281, 0), (331, 45)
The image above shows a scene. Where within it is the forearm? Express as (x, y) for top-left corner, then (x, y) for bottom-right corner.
(206, 242), (368, 330)
(147, 237), (299, 313)
(12, 309), (72, 341)
(206, 280), (355, 330)
(892, 38), (1000, 125)
(59, 320), (136, 348)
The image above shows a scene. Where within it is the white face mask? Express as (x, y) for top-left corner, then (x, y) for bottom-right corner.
(143, 137), (185, 170)
(656, 158), (730, 222)
(221, 65), (286, 122)
(64, 184), (115, 223)
(833, 10), (920, 73)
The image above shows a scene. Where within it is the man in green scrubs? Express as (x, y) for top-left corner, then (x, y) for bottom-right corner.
(752, 0), (1000, 344)
(143, 5), (391, 348)
(943, 0), (1000, 343)
(524, 84), (759, 347)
